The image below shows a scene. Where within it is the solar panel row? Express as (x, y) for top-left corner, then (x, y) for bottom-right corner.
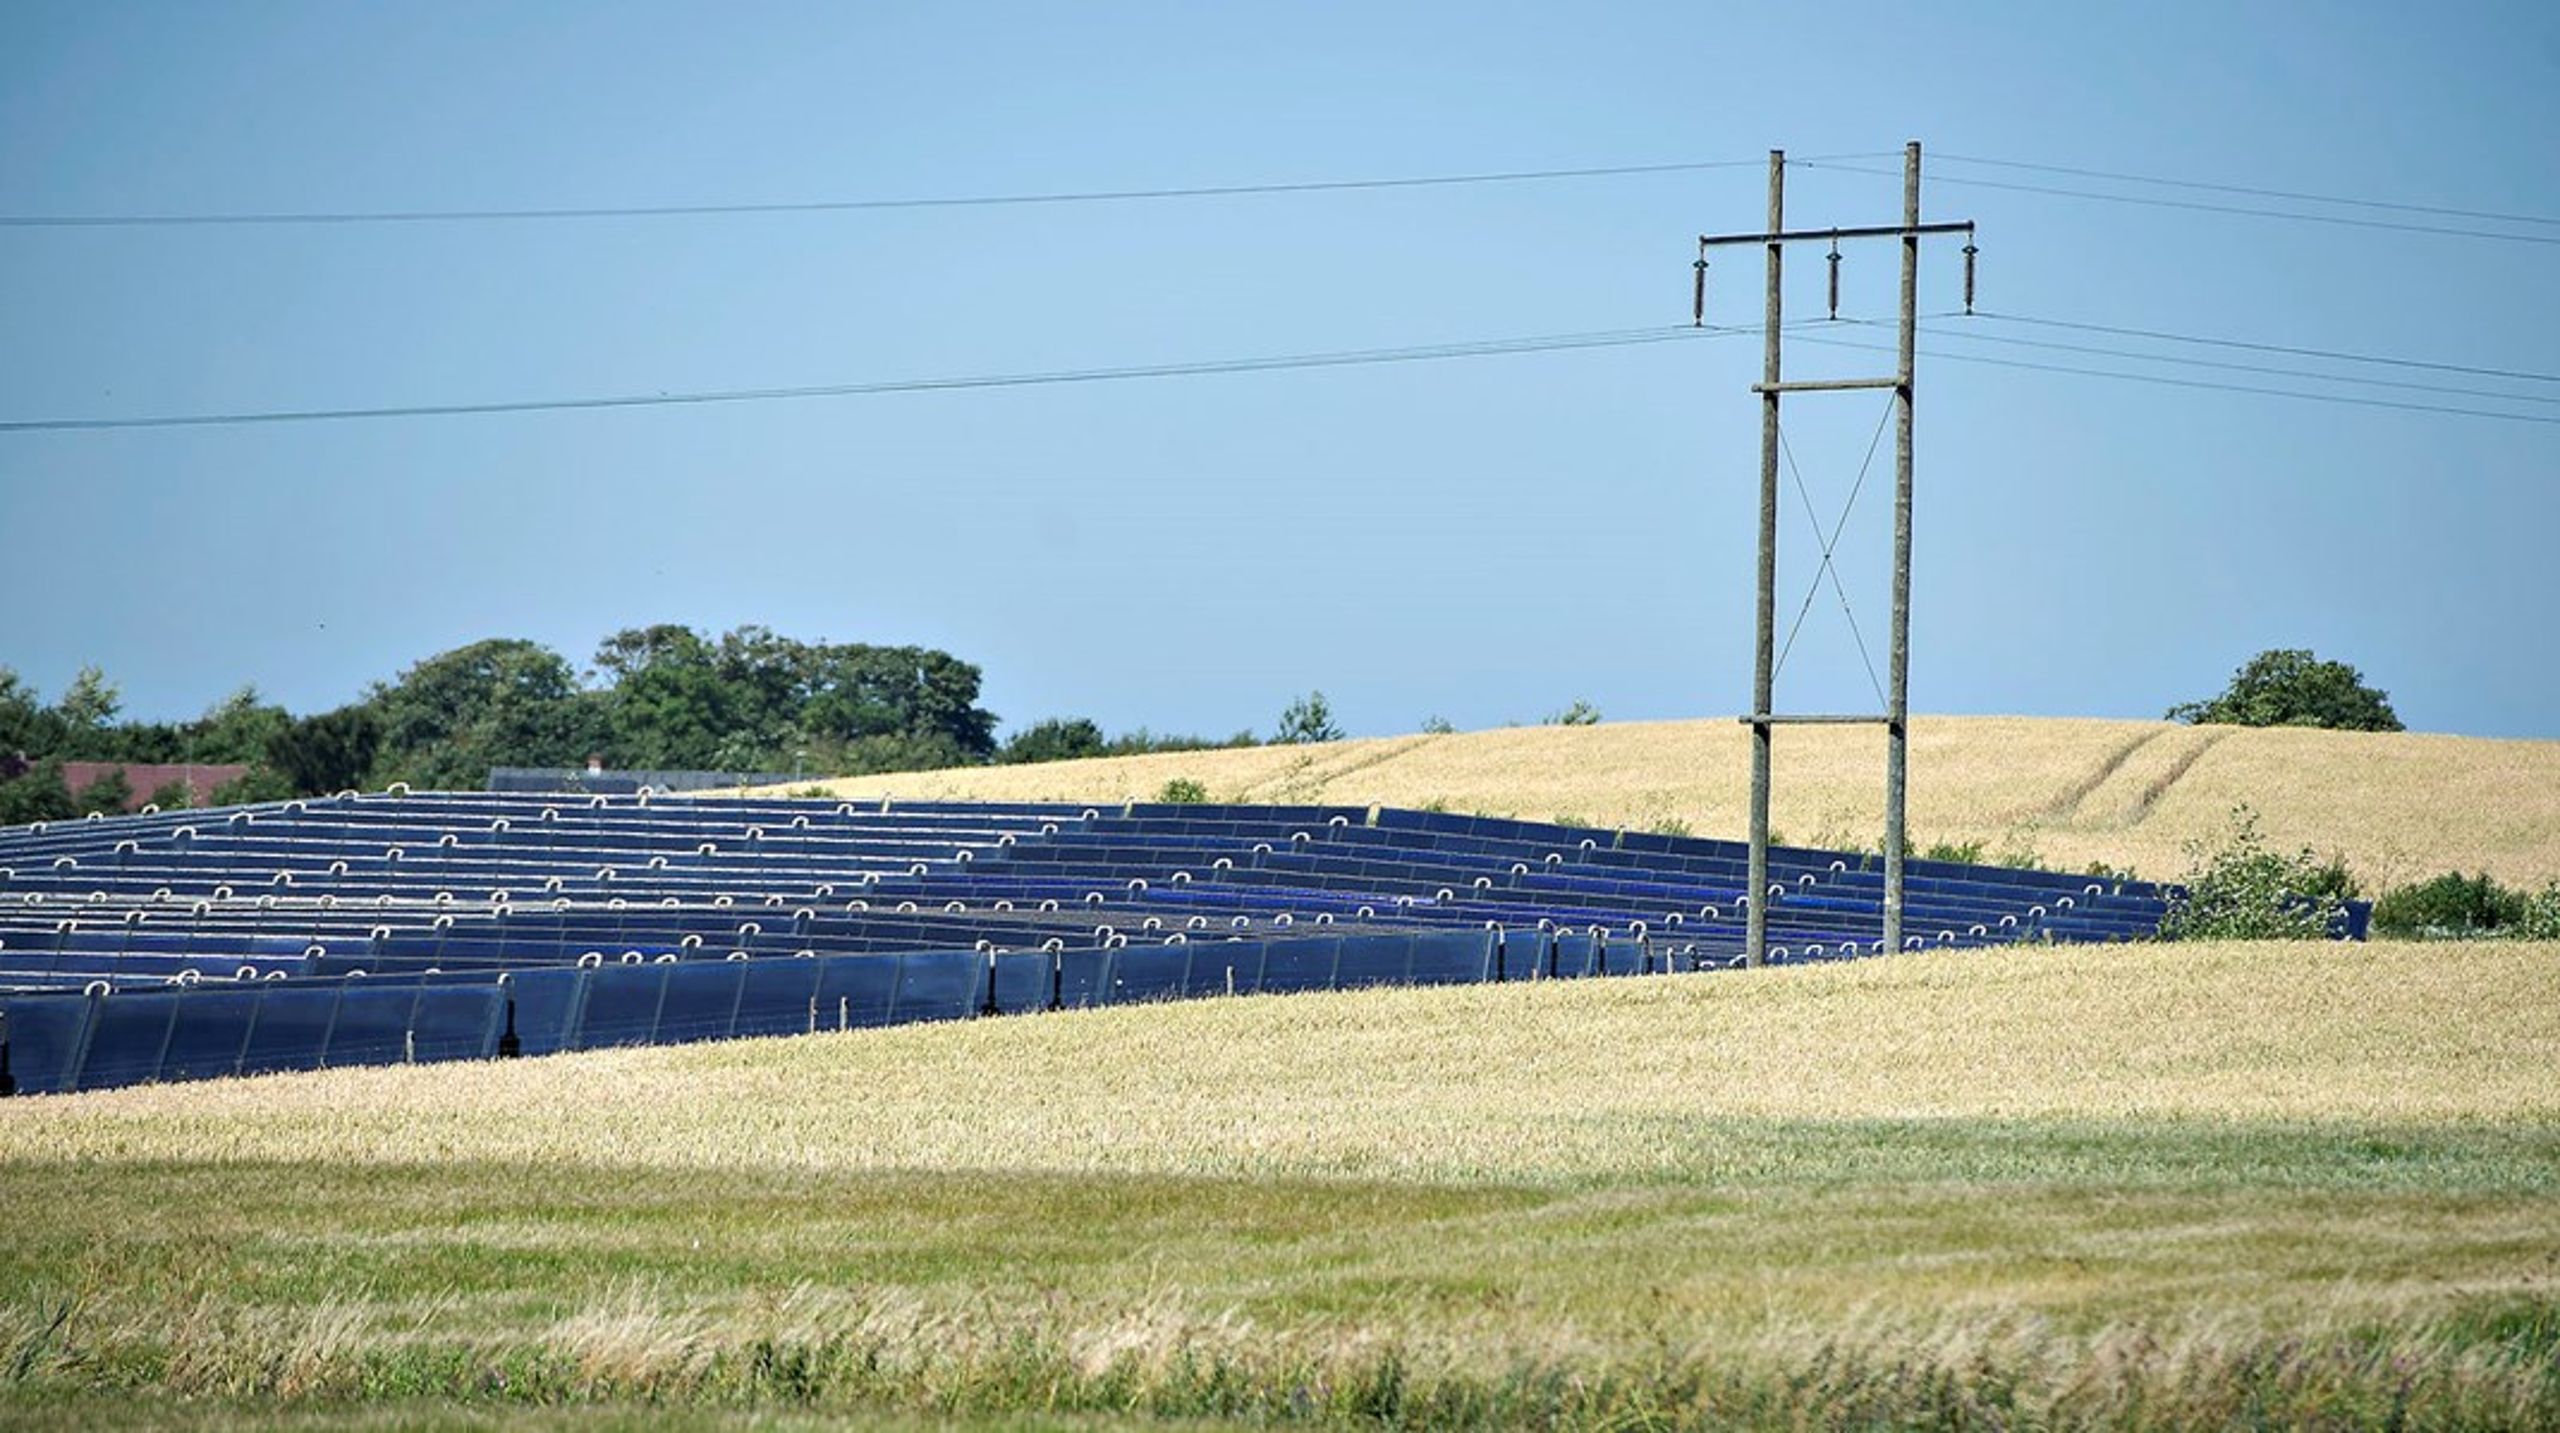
(0, 790), (2306, 1096)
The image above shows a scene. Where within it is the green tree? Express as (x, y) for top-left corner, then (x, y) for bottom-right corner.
(594, 625), (735, 769)
(185, 686), (292, 765)
(2167, 649), (2403, 732)
(266, 705), (383, 796)
(0, 761), (75, 825)
(369, 638), (602, 790)
(1001, 717), (1109, 765)
(592, 626), (1001, 776)
(55, 665), (120, 732)
(0, 668), (66, 759)
(1273, 690), (1342, 745)
(1545, 699), (1602, 727)
(211, 768), (298, 805)
(70, 766), (132, 817)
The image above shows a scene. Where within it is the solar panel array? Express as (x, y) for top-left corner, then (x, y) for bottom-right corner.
(0, 793), (2184, 1096)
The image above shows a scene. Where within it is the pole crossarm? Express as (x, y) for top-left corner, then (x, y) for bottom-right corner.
(1699, 220), (1975, 248)
(1737, 714), (1898, 726)
(1753, 376), (1900, 394)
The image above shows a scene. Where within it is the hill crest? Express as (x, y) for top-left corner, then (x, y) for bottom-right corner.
(748, 716), (2560, 888)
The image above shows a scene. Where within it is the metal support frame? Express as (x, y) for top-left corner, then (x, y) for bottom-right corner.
(1702, 143), (1974, 969)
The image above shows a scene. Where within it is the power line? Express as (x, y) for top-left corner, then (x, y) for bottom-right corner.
(1793, 331), (2560, 426)
(1843, 319), (2560, 406)
(0, 156), (1835, 229)
(1971, 311), (2560, 386)
(1935, 153), (2560, 228)
(1794, 160), (2560, 247)
(0, 324), (1752, 434)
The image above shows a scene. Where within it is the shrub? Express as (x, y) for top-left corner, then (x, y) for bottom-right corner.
(2373, 872), (2527, 939)
(2522, 885), (2560, 940)
(1545, 700), (1602, 727)
(1419, 715), (1455, 735)
(2160, 805), (2359, 940)
(1156, 778), (1209, 805)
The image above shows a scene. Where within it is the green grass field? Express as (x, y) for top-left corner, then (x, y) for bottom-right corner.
(1, 939), (2555, 1428)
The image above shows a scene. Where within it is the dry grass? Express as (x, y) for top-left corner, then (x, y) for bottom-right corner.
(4, 940), (2550, 1182)
(730, 717), (2560, 887)
(3, 942), (2555, 1426)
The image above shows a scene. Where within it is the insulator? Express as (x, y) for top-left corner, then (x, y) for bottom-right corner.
(1962, 234), (1979, 315)
(1826, 235), (1842, 320)
(1691, 254), (1707, 327)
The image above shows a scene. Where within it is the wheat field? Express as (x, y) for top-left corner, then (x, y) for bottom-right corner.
(3, 940), (2550, 1180)
(736, 717), (2560, 889)
(1, 942), (2554, 1427)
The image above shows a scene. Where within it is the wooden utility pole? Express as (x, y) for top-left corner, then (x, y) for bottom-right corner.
(1698, 142), (1975, 968)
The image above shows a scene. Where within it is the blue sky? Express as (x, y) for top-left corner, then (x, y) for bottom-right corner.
(3, 2), (2554, 741)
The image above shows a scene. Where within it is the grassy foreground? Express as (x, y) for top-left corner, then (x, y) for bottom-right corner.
(0, 941), (2554, 1428)
(740, 716), (2560, 890)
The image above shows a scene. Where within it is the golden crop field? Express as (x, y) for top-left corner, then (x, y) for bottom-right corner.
(739, 716), (2560, 890)
(5, 939), (2551, 1179)
(2, 941), (2555, 1427)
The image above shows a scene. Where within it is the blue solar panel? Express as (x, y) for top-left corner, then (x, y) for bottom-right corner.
(0, 793), (2236, 1094)
(655, 963), (747, 1045)
(159, 987), (259, 1082)
(1256, 936), (1339, 994)
(0, 995), (94, 1095)
(1108, 945), (1191, 1004)
(892, 950), (980, 1024)
(237, 987), (340, 1078)
(812, 956), (899, 1029)
(76, 990), (180, 1090)
(732, 958), (824, 1039)
(577, 964), (673, 1050)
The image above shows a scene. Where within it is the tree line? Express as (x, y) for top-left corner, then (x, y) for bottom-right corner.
(0, 626), (1324, 821)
